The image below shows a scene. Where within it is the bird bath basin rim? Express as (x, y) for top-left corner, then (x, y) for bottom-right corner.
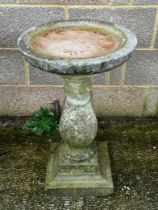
(17, 20), (137, 196)
(17, 20), (137, 75)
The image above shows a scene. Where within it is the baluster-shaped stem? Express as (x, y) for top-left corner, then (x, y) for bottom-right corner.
(59, 75), (98, 161)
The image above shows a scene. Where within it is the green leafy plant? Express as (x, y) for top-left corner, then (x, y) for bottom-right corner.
(23, 100), (61, 136)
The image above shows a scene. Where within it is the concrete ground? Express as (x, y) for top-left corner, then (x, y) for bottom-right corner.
(0, 118), (158, 210)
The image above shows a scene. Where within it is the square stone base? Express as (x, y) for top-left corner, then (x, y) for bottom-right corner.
(45, 141), (114, 197)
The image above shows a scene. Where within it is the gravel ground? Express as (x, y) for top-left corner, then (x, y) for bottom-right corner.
(0, 118), (158, 210)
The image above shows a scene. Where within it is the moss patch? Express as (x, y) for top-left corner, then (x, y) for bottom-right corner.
(0, 118), (158, 209)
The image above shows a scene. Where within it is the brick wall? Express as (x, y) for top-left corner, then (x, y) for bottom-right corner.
(0, 0), (158, 116)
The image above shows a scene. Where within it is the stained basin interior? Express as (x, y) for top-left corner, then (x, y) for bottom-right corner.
(29, 27), (123, 59)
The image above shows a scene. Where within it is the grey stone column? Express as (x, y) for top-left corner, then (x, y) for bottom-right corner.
(59, 75), (98, 161)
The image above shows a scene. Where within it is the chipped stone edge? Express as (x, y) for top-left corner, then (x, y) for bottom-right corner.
(17, 20), (137, 75)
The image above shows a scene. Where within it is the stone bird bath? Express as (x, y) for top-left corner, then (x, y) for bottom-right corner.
(17, 20), (137, 196)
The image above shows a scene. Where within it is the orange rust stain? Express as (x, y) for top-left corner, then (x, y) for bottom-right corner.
(31, 28), (121, 58)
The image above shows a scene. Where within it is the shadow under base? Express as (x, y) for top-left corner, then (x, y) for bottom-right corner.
(45, 141), (113, 196)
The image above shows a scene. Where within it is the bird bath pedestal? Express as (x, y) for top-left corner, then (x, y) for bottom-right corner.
(17, 20), (137, 196)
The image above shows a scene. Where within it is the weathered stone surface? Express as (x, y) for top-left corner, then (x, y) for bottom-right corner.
(69, 8), (155, 47)
(110, 66), (122, 85)
(21, 0), (109, 4)
(59, 101), (98, 160)
(92, 87), (145, 116)
(145, 87), (158, 116)
(59, 75), (98, 161)
(0, 86), (64, 116)
(0, 50), (25, 84)
(133, 0), (158, 4)
(125, 51), (158, 85)
(59, 143), (99, 174)
(18, 20), (136, 75)
(59, 151), (99, 176)
(30, 66), (107, 86)
(0, 7), (64, 47)
(17, 23), (137, 195)
(30, 65), (63, 85)
(30, 28), (120, 59)
(45, 141), (113, 196)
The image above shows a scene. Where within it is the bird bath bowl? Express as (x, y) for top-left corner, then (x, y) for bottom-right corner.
(17, 20), (137, 197)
